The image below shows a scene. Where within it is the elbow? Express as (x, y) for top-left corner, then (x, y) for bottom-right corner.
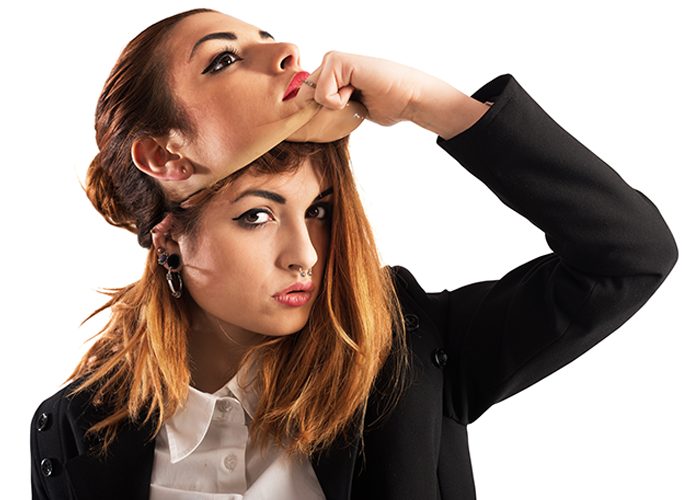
(650, 225), (678, 281)
(662, 234), (679, 277)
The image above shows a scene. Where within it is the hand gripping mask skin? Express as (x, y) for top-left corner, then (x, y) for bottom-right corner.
(161, 95), (367, 204)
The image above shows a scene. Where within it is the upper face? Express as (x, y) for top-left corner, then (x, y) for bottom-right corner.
(175, 159), (332, 339)
(165, 11), (313, 176)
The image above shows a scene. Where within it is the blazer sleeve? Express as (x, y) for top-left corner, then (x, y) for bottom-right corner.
(419, 74), (677, 425)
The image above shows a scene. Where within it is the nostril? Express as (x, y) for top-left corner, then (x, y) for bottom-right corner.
(280, 54), (294, 70)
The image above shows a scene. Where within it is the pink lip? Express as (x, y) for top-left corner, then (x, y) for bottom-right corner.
(274, 292), (312, 307)
(274, 281), (314, 296)
(283, 71), (310, 101)
(273, 281), (314, 307)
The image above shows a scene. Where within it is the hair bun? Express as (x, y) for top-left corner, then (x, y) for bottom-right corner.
(85, 153), (137, 234)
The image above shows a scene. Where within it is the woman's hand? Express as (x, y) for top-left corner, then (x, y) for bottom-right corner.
(299, 52), (492, 139)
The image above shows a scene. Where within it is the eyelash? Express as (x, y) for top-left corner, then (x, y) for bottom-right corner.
(202, 46), (243, 74)
(232, 202), (333, 230)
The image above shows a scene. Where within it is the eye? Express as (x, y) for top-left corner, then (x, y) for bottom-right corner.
(306, 202), (331, 220)
(202, 48), (243, 74)
(233, 208), (274, 229)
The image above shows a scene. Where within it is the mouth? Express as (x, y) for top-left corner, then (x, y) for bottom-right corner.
(282, 71), (310, 101)
(274, 281), (314, 296)
(273, 290), (313, 307)
(273, 281), (314, 307)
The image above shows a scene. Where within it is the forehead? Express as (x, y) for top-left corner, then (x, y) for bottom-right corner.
(166, 11), (263, 64)
(246, 160), (325, 187)
(224, 158), (328, 197)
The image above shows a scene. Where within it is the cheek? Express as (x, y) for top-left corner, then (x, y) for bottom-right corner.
(182, 82), (298, 172)
(180, 234), (239, 291)
(311, 226), (331, 269)
(180, 231), (270, 303)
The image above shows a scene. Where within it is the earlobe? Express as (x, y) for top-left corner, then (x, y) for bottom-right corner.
(131, 133), (193, 181)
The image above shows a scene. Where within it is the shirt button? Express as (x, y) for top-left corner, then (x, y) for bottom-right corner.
(223, 454), (238, 471)
(432, 348), (448, 368)
(36, 412), (51, 432)
(217, 399), (234, 413)
(40, 458), (54, 477)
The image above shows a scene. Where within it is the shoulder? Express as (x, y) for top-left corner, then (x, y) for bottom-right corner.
(30, 381), (96, 497)
(386, 264), (496, 334)
(31, 380), (101, 463)
(32, 380), (97, 434)
(386, 265), (450, 334)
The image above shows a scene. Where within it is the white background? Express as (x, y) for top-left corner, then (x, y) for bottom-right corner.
(2, 1), (698, 498)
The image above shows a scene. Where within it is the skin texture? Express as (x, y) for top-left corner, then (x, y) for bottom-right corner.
(132, 11), (491, 200)
(163, 13), (314, 172)
(155, 160), (331, 391)
(144, 11), (492, 391)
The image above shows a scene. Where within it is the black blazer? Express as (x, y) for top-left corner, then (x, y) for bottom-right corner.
(31, 74), (678, 500)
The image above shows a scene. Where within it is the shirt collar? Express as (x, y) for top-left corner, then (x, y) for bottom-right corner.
(163, 363), (260, 463)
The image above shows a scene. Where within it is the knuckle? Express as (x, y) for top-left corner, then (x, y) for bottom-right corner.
(322, 50), (343, 63)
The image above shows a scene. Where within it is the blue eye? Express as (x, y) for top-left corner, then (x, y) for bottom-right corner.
(233, 209), (273, 229)
(203, 48), (243, 74)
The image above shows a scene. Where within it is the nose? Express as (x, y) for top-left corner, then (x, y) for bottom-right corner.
(268, 42), (301, 73)
(279, 220), (319, 277)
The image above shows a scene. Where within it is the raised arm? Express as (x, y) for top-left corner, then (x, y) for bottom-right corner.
(294, 53), (677, 424)
(414, 73), (678, 423)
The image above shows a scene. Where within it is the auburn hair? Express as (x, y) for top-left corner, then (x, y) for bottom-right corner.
(71, 8), (410, 458)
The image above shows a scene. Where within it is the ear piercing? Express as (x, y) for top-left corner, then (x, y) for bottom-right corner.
(157, 250), (183, 298)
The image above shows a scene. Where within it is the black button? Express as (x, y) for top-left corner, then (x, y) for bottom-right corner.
(36, 412), (51, 432)
(404, 313), (419, 331)
(432, 348), (448, 368)
(40, 458), (54, 477)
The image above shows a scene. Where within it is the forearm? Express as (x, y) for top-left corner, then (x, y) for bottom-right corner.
(408, 78), (492, 139)
(438, 74), (677, 277)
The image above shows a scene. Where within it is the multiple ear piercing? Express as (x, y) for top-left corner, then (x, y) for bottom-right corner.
(157, 248), (183, 298)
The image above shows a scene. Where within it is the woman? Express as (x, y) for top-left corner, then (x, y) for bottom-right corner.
(30, 8), (677, 500)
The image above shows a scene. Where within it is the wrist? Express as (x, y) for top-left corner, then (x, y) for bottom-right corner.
(408, 81), (492, 139)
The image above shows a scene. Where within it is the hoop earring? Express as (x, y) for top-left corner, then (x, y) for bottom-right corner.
(166, 269), (183, 299)
(158, 251), (183, 299)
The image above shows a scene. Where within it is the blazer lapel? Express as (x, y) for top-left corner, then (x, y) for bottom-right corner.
(65, 423), (155, 500)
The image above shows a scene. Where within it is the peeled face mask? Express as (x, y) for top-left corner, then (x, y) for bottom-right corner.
(171, 99), (367, 204)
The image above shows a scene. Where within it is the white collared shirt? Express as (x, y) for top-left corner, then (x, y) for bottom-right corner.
(149, 368), (326, 499)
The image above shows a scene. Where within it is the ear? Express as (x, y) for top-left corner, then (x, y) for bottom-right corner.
(131, 131), (193, 181)
(151, 213), (182, 256)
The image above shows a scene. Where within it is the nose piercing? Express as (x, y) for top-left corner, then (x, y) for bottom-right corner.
(298, 266), (313, 278)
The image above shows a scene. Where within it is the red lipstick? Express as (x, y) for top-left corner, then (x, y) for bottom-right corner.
(273, 281), (314, 307)
(283, 71), (310, 101)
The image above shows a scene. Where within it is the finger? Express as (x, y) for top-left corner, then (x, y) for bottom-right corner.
(296, 67), (320, 103)
(302, 54), (356, 110)
(315, 58), (355, 110)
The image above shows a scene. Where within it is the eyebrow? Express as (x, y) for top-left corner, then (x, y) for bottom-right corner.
(233, 187), (333, 205)
(189, 30), (275, 61)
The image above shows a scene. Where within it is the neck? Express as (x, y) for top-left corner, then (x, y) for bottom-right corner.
(185, 301), (264, 393)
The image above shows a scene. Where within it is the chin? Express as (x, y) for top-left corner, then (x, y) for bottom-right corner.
(262, 315), (311, 337)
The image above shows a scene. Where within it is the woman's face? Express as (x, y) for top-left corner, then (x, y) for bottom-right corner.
(165, 11), (312, 174)
(175, 159), (332, 338)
